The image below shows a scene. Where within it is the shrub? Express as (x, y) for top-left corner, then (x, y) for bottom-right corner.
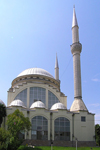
(18, 145), (34, 150)
(8, 137), (23, 150)
(0, 128), (10, 150)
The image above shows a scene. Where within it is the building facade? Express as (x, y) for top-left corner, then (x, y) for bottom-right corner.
(1, 8), (95, 147)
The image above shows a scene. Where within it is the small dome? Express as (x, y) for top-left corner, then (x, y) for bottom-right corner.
(30, 101), (45, 109)
(9, 99), (26, 108)
(0, 99), (6, 106)
(17, 68), (54, 78)
(50, 102), (67, 110)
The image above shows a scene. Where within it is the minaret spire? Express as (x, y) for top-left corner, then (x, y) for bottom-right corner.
(55, 53), (59, 68)
(70, 7), (88, 111)
(55, 53), (59, 80)
(72, 7), (79, 43)
(72, 6), (78, 28)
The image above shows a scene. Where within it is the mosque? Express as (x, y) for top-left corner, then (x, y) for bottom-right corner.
(0, 8), (95, 146)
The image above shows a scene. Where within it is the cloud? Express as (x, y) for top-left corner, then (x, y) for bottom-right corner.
(95, 114), (100, 124)
(83, 80), (87, 83)
(92, 73), (100, 82)
(95, 114), (100, 117)
(92, 78), (100, 82)
(90, 103), (100, 107)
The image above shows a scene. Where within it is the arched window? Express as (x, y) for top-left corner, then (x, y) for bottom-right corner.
(48, 91), (60, 109)
(31, 116), (48, 140)
(30, 87), (46, 107)
(54, 117), (70, 141)
(14, 89), (27, 106)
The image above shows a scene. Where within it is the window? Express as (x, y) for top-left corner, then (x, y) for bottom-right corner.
(54, 117), (70, 141)
(14, 89), (27, 106)
(81, 116), (86, 122)
(48, 91), (60, 109)
(30, 87), (46, 107)
(18, 130), (25, 139)
(31, 116), (48, 140)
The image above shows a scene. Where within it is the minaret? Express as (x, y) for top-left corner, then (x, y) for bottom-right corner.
(55, 53), (59, 80)
(70, 7), (87, 111)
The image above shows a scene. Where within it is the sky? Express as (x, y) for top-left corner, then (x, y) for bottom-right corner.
(0, 0), (100, 124)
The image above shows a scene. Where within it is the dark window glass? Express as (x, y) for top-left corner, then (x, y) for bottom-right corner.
(54, 117), (70, 141)
(48, 91), (60, 109)
(30, 87), (46, 107)
(81, 116), (86, 122)
(31, 116), (48, 140)
(14, 89), (27, 106)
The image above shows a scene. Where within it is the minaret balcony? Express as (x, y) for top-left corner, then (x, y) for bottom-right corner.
(71, 42), (82, 55)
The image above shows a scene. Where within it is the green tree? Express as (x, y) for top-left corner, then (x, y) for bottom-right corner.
(0, 104), (6, 127)
(6, 109), (31, 138)
(95, 124), (100, 146)
(0, 128), (10, 150)
(0, 127), (23, 150)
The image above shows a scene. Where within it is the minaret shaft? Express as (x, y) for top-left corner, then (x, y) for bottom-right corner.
(70, 7), (88, 111)
(71, 7), (82, 99)
(55, 68), (59, 80)
(55, 54), (59, 80)
(73, 52), (82, 98)
(72, 26), (79, 43)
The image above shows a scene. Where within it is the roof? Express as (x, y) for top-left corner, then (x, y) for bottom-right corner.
(30, 101), (46, 109)
(9, 99), (26, 108)
(70, 98), (88, 111)
(50, 102), (67, 110)
(17, 68), (54, 78)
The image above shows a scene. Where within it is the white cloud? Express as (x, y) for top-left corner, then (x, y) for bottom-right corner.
(92, 78), (100, 82)
(90, 103), (100, 107)
(83, 80), (87, 83)
(95, 114), (100, 117)
(95, 113), (100, 124)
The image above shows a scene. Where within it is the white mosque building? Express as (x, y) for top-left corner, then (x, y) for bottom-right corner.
(1, 8), (95, 147)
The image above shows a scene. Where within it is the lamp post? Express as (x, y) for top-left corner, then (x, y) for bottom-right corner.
(76, 138), (78, 150)
(51, 140), (53, 150)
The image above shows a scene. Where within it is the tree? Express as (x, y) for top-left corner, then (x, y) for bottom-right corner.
(95, 124), (100, 146)
(0, 128), (22, 150)
(0, 128), (12, 150)
(0, 104), (6, 127)
(6, 109), (31, 138)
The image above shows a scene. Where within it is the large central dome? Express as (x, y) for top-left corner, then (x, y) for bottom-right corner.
(17, 68), (54, 78)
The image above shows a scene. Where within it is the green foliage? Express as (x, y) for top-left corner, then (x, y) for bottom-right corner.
(0, 128), (10, 150)
(6, 109), (31, 138)
(17, 145), (34, 150)
(8, 137), (23, 150)
(0, 128), (22, 150)
(95, 124), (100, 146)
(0, 104), (6, 126)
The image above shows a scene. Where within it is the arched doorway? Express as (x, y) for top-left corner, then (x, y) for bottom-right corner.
(54, 117), (70, 140)
(31, 116), (48, 140)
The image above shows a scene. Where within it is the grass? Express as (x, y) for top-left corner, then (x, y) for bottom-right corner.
(34, 146), (100, 150)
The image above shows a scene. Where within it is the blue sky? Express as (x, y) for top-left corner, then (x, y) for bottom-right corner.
(0, 1), (100, 124)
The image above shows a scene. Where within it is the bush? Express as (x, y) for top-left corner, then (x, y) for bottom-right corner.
(0, 128), (10, 150)
(8, 137), (23, 150)
(0, 128), (23, 150)
(18, 145), (34, 150)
